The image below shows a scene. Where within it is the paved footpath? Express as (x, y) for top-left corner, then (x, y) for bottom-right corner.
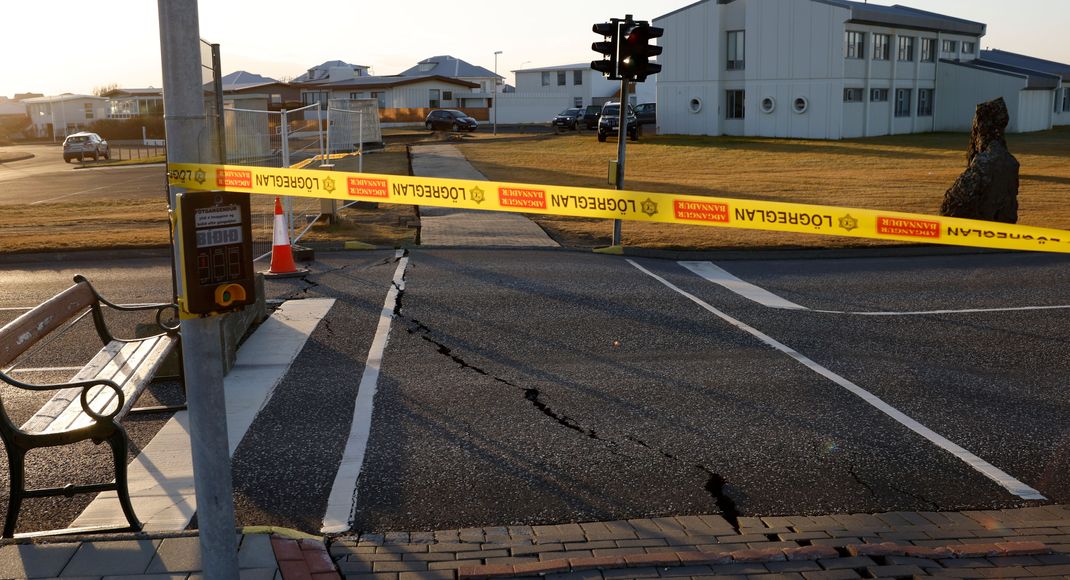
(331, 506), (1070, 579)
(409, 144), (559, 248)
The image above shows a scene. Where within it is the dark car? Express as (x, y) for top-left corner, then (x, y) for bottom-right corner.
(581, 105), (602, 129)
(635, 102), (656, 126)
(551, 107), (583, 132)
(425, 109), (478, 132)
(597, 102), (638, 142)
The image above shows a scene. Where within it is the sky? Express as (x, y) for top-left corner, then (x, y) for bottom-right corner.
(3, 0), (1069, 98)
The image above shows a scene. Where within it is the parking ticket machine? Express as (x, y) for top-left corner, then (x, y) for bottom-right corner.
(176, 190), (255, 316)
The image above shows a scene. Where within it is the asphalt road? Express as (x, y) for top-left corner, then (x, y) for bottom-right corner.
(1, 248), (1068, 535)
(0, 144), (164, 204)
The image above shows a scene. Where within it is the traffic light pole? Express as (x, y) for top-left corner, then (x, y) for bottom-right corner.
(158, 1), (240, 578)
(612, 79), (629, 247)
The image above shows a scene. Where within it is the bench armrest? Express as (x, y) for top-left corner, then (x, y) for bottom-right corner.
(72, 275), (180, 339)
(0, 370), (125, 422)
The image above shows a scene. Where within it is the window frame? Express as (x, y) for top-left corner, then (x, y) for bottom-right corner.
(573, 70), (583, 85)
(541, 71), (550, 86)
(962, 41), (976, 55)
(917, 88), (934, 117)
(873, 34), (891, 61)
(898, 36), (914, 62)
(726, 30), (745, 70)
(920, 38), (936, 62)
(870, 88), (889, 102)
(725, 89), (745, 120)
(895, 88), (912, 117)
(942, 39), (958, 54)
(843, 88), (864, 103)
(1063, 87), (1070, 112)
(557, 71), (566, 86)
(845, 31), (865, 60)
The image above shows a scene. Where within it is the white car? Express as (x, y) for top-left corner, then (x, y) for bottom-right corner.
(62, 132), (110, 162)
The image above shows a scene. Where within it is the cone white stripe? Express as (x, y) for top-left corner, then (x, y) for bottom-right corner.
(273, 213), (289, 247)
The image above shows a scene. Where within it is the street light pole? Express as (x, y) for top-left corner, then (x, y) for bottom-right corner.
(493, 50), (502, 135)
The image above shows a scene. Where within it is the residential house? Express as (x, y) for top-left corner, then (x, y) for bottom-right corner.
(0, 96), (26, 117)
(500, 63), (657, 124)
(102, 88), (163, 119)
(297, 74), (482, 124)
(654, 0), (1060, 139)
(218, 71), (301, 110)
(399, 55), (502, 95)
(294, 60), (371, 84)
(23, 94), (108, 139)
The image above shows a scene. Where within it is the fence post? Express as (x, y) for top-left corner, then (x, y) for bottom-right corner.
(280, 108), (294, 241)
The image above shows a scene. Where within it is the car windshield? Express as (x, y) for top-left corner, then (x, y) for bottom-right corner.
(603, 105), (620, 116)
(559, 109), (579, 116)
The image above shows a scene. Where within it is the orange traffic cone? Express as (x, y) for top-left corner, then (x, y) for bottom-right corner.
(265, 197), (308, 278)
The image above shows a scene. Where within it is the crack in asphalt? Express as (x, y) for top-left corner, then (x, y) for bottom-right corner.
(628, 436), (741, 528)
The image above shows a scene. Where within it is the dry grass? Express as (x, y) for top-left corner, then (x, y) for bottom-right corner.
(2, 144), (418, 253)
(459, 128), (1070, 249)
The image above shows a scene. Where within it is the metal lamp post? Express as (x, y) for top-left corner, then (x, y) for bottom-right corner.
(493, 50), (502, 135)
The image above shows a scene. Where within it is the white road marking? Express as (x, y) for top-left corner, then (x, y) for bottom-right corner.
(71, 298), (335, 531)
(632, 259), (1046, 501)
(681, 261), (1070, 316)
(680, 261), (807, 309)
(322, 250), (408, 534)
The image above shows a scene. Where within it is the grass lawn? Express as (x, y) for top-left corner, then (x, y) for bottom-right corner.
(458, 128), (1070, 249)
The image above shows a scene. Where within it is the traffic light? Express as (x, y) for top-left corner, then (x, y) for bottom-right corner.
(619, 21), (663, 82)
(591, 20), (621, 80)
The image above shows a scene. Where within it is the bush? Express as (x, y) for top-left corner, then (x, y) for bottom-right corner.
(88, 116), (165, 140)
(0, 115), (30, 143)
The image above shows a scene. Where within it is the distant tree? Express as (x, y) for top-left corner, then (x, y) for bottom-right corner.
(92, 83), (120, 96)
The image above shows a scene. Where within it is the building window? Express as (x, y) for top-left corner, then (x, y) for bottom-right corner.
(349, 92), (365, 100)
(844, 88), (863, 102)
(574, 70), (583, 85)
(726, 90), (745, 119)
(429, 89), (440, 108)
(895, 88), (912, 117)
(792, 97), (808, 114)
(760, 97), (775, 113)
(962, 41), (976, 55)
(873, 34), (890, 60)
(689, 98), (703, 113)
(541, 71), (550, 86)
(727, 30), (745, 70)
(443, 91), (453, 101)
(871, 88), (889, 102)
(1062, 88), (1070, 112)
(898, 36), (915, 62)
(942, 39), (958, 54)
(845, 31), (865, 59)
(921, 38), (936, 62)
(372, 92), (386, 108)
(302, 91), (329, 110)
(557, 71), (566, 86)
(574, 97), (583, 107)
(917, 89), (934, 116)
(84, 103), (94, 120)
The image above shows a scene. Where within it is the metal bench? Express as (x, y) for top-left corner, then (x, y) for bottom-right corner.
(0, 275), (183, 538)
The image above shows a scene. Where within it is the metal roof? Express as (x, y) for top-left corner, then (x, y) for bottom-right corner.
(513, 63), (590, 73)
(293, 60), (371, 83)
(981, 49), (1070, 82)
(943, 59), (1061, 90)
(22, 94), (107, 103)
(398, 56), (502, 80)
(655, 0), (985, 36)
(308, 74), (480, 90)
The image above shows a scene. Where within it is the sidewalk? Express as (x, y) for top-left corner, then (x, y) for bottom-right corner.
(409, 144), (559, 248)
(0, 529), (338, 580)
(331, 505), (1070, 579)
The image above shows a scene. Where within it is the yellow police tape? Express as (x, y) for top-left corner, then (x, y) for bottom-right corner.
(167, 162), (1070, 254)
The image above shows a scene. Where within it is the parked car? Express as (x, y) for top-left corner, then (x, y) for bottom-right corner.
(425, 109), (478, 132)
(551, 107), (584, 132)
(635, 102), (657, 126)
(581, 105), (602, 129)
(62, 132), (109, 162)
(597, 102), (638, 142)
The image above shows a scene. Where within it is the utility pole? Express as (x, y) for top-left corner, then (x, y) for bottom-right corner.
(157, 1), (240, 578)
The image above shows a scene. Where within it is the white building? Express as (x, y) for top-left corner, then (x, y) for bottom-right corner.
(23, 94), (108, 139)
(976, 49), (1070, 128)
(497, 64), (657, 124)
(655, 0), (1060, 139)
(102, 88), (163, 119)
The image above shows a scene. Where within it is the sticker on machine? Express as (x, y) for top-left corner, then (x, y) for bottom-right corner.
(195, 205), (241, 228)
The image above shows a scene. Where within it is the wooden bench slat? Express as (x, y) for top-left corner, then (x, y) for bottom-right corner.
(0, 283), (95, 369)
(22, 335), (177, 435)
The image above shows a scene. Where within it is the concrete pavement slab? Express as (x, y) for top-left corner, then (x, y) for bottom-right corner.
(61, 539), (162, 576)
(0, 542), (77, 578)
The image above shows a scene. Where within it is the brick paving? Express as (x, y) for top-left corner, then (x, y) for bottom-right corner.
(330, 505), (1070, 579)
